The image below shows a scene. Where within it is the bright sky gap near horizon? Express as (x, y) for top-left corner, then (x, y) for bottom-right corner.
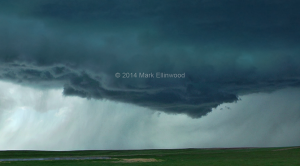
(0, 0), (300, 150)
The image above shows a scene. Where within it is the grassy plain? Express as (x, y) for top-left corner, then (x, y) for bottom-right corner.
(0, 147), (299, 165)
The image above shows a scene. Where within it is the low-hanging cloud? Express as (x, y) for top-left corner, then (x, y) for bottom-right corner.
(1, 0), (300, 117)
(0, 81), (299, 150)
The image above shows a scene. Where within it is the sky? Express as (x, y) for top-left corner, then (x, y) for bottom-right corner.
(0, 0), (300, 150)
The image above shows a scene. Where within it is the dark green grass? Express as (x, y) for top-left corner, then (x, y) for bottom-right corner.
(0, 147), (299, 165)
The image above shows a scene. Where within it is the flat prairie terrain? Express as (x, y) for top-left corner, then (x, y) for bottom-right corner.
(0, 147), (299, 166)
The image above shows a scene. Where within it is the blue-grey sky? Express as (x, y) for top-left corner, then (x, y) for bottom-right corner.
(0, 80), (299, 150)
(0, 0), (299, 149)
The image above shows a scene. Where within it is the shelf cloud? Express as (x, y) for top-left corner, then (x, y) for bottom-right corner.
(1, 0), (300, 117)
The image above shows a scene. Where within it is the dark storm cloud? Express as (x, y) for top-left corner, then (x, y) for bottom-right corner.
(1, 0), (300, 117)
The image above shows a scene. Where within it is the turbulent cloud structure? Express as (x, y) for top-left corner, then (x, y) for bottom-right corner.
(1, 0), (300, 117)
(0, 81), (299, 150)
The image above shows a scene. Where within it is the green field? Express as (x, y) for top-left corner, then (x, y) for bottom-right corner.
(0, 147), (299, 165)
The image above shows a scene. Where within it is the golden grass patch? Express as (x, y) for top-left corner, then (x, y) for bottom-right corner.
(113, 158), (162, 163)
